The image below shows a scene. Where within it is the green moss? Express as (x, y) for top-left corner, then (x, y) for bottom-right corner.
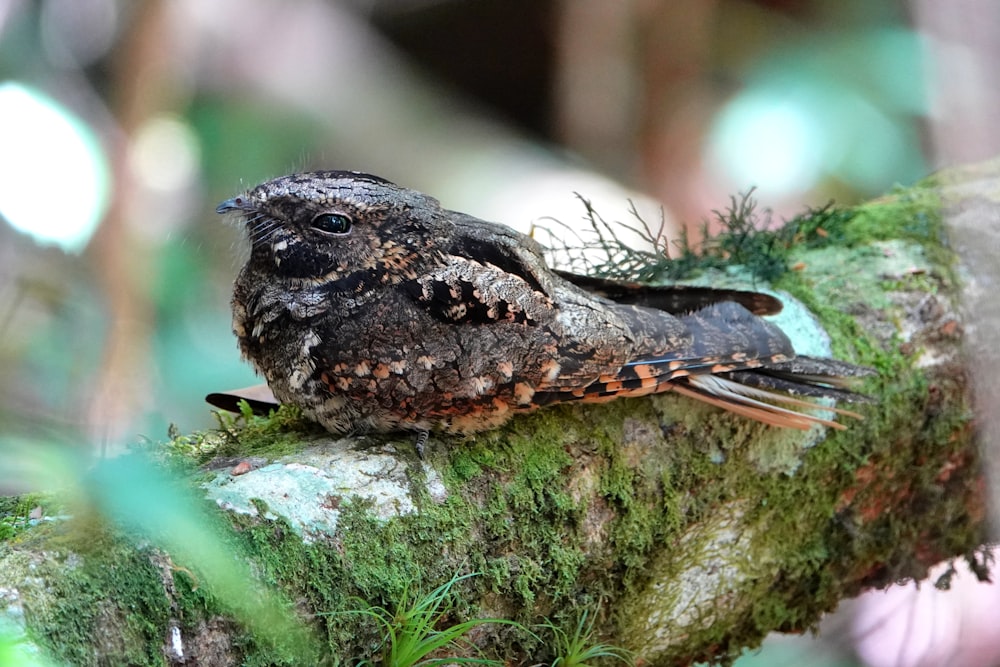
(1, 540), (171, 666)
(444, 413), (592, 611)
(183, 407), (622, 657)
(219, 507), (375, 653)
(845, 186), (943, 245)
(168, 404), (328, 464)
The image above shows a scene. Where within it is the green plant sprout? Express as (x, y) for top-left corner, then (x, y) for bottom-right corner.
(540, 610), (633, 667)
(338, 573), (520, 666)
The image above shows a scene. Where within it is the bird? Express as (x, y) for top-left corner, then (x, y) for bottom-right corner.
(211, 170), (872, 436)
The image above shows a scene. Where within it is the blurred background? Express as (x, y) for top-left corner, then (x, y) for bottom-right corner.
(0, 0), (997, 665)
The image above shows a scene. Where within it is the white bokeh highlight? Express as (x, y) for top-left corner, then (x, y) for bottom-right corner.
(0, 82), (110, 252)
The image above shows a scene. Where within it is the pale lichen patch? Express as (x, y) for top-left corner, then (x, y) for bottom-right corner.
(625, 501), (758, 653)
(203, 438), (447, 542)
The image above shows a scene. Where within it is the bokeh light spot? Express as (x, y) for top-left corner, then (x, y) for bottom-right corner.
(130, 115), (201, 193)
(707, 91), (825, 198)
(0, 82), (110, 252)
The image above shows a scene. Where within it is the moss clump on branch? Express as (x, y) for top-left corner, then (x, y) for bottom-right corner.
(546, 184), (947, 289)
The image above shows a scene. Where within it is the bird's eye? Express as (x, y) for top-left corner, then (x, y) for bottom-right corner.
(311, 213), (352, 235)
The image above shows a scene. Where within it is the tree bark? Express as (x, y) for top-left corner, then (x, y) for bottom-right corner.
(0, 168), (987, 666)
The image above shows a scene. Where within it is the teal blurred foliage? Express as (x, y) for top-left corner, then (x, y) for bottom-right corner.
(0, 626), (57, 667)
(720, 27), (928, 192)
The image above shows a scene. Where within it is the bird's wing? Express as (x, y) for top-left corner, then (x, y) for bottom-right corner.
(400, 214), (558, 325)
(400, 254), (554, 326)
(553, 271), (783, 316)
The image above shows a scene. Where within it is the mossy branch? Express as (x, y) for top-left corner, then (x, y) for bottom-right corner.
(0, 173), (986, 666)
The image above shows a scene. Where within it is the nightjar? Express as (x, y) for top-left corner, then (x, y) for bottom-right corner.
(212, 171), (872, 435)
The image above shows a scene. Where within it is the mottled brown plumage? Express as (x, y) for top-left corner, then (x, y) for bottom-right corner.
(216, 171), (872, 435)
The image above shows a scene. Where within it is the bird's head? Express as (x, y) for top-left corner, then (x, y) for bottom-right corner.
(218, 171), (446, 285)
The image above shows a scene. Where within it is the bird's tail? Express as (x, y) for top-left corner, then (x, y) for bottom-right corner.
(535, 299), (875, 430)
(673, 357), (874, 430)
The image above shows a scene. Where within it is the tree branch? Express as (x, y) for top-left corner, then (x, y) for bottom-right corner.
(0, 171), (985, 666)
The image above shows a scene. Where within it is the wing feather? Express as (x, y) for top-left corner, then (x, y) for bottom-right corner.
(554, 271), (783, 315)
(401, 255), (553, 325)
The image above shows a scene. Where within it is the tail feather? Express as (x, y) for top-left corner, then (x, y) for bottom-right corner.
(723, 356), (876, 403)
(675, 373), (867, 430)
(672, 378), (848, 430)
(673, 354), (873, 429)
(688, 374), (866, 417)
(535, 353), (873, 430)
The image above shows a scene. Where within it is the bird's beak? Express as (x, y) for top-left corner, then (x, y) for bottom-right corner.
(216, 197), (248, 214)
